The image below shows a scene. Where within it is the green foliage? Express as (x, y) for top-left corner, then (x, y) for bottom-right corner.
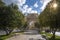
(39, 0), (60, 39)
(40, 32), (60, 40)
(0, 0), (25, 35)
(39, 0), (60, 29)
(0, 0), (5, 7)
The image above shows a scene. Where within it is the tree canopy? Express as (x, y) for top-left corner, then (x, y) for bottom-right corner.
(0, 0), (25, 35)
(39, 0), (60, 39)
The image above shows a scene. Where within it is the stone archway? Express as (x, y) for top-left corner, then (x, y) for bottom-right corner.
(26, 13), (38, 30)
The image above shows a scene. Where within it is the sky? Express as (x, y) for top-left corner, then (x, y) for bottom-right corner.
(2, 0), (51, 14)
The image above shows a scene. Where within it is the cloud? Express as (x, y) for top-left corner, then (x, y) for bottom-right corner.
(2, 0), (26, 6)
(3, 0), (27, 13)
(16, 0), (26, 6)
(17, 0), (51, 13)
(40, 0), (51, 11)
(23, 5), (28, 9)
(21, 0), (51, 14)
(22, 5), (38, 13)
(3, 0), (51, 14)
(34, 2), (38, 8)
(2, 0), (15, 5)
(31, 10), (38, 13)
(22, 5), (29, 13)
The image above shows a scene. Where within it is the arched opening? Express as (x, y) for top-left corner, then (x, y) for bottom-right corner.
(26, 13), (38, 30)
(29, 21), (35, 29)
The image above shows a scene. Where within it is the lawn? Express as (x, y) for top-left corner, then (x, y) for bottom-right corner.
(0, 32), (23, 40)
(40, 32), (60, 40)
(0, 33), (15, 40)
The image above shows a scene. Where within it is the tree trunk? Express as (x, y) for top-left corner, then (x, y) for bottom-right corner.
(52, 29), (56, 40)
(8, 29), (13, 34)
(4, 28), (13, 35)
(3, 28), (9, 35)
(52, 31), (55, 39)
(5, 30), (9, 35)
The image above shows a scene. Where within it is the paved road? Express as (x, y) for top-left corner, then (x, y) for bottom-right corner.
(6, 34), (46, 40)
(6, 30), (46, 40)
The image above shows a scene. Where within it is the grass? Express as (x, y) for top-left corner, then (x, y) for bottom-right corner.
(0, 32), (23, 40)
(0, 33), (15, 40)
(40, 32), (60, 40)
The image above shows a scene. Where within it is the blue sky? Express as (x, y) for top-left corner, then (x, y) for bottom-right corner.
(2, 0), (51, 14)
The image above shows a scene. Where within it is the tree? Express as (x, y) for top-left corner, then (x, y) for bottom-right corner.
(20, 22), (28, 31)
(39, 0), (60, 39)
(0, 0), (5, 7)
(0, 0), (25, 35)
